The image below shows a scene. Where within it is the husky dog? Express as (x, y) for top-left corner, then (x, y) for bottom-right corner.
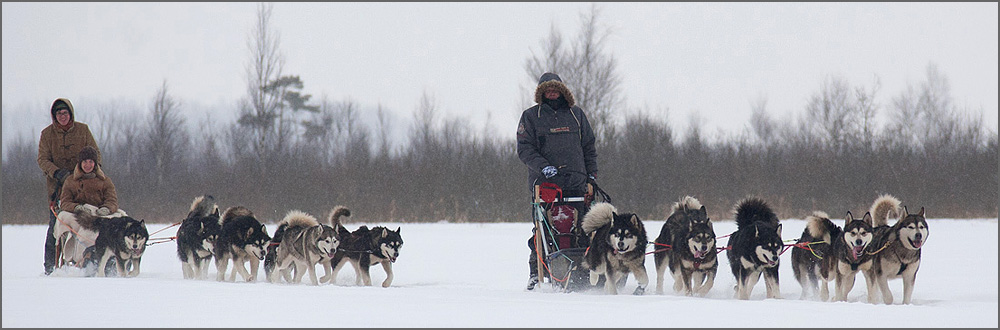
(329, 218), (403, 288)
(319, 206), (351, 283)
(726, 197), (783, 300)
(790, 211), (838, 300)
(582, 202), (649, 295)
(818, 211), (875, 302)
(654, 196), (717, 296)
(214, 206), (271, 282)
(176, 195), (221, 279)
(88, 214), (148, 277)
(52, 207), (128, 269)
(264, 210), (339, 285)
(864, 195), (928, 304)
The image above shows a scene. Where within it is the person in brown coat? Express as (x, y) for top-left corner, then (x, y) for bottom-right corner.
(59, 146), (119, 216)
(38, 98), (100, 275)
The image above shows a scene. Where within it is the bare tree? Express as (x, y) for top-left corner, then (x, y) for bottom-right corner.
(524, 4), (622, 142)
(237, 2), (284, 171)
(146, 80), (188, 185)
(375, 104), (394, 159)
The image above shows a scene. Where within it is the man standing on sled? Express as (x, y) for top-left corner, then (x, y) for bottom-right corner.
(516, 72), (598, 290)
(37, 98), (101, 275)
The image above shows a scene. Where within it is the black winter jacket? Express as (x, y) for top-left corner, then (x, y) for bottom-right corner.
(516, 101), (598, 193)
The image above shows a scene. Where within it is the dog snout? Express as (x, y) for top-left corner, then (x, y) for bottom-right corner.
(914, 232), (923, 240)
(855, 239), (864, 246)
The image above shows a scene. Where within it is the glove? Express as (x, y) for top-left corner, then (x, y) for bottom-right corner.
(542, 166), (558, 179)
(96, 207), (111, 216)
(54, 169), (71, 183)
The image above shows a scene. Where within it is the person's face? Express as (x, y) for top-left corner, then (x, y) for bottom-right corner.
(55, 109), (71, 126)
(544, 88), (561, 100)
(81, 159), (95, 174)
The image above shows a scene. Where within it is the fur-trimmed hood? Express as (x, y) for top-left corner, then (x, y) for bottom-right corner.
(533, 72), (576, 107)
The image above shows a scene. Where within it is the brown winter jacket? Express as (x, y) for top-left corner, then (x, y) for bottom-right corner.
(37, 98), (101, 201)
(59, 163), (118, 214)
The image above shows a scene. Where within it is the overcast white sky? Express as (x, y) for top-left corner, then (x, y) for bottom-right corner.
(3, 2), (997, 148)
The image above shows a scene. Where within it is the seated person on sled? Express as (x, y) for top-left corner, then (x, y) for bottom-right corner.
(516, 72), (598, 290)
(51, 146), (125, 268)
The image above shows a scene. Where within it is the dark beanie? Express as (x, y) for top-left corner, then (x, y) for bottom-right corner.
(78, 146), (99, 164)
(538, 72), (562, 85)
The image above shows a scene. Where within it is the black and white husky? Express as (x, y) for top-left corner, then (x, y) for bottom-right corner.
(726, 197), (783, 300)
(176, 195), (221, 280)
(790, 211), (837, 300)
(582, 202), (649, 295)
(88, 214), (148, 277)
(864, 194), (928, 304)
(792, 210), (875, 301)
(214, 206), (271, 282)
(654, 196), (717, 296)
(265, 210), (339, 285)
(328, 213), (403, 288)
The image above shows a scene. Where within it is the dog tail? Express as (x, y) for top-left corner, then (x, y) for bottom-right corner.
(280, 210), (319, 229)
(671, 195), (702, 215)
(582, 202), (617, 234)
(805, 211), (837, 243)
(187, 195), (218, 219)
(220, 206), (253, 224)
(327, 206), (352, 229)
(869, 194), (901, 228)
(733, 197), (777, 229)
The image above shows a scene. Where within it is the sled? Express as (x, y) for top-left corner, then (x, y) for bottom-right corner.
(531, 180), (611, 292)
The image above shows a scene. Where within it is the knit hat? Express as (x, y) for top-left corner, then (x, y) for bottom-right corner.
(78, 146), (99, 164)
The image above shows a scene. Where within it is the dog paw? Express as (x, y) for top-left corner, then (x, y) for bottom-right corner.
(633, 286), (645, 295)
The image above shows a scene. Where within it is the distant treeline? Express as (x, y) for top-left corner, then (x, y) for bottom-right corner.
(2, 73), (996, 224)
(3, 4), (996, 224)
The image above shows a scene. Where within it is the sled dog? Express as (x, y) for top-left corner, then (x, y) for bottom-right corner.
(214, 206), (271, 282)
(582, 202), (649, 295)
(264, 210), (339, 285)
(319, 206), (351, 283)
(329, 215), (403, 288)
(818, 211), (875, 302)
(89, 214), (148, 277)
(726, 197), (783, 300)
(790, 211), (837, 300)
(654, 196), (717, 296)
(176, 195), (221, 279)
(864, 194), (927, 304)
(52, 206), (128, 269)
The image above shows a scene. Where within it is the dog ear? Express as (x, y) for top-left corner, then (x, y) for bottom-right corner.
(630, 214), (639, 227)
(395, 227), (401, 234)
(903, 206), (909, 216)
(917, 207), (925, 217)
(245, 227), (253, 239)
(213, 207), (221, 218)
(775, 223), (782, 237)
(198, 222), (205, 235)
(381, 227), (388, 239)
(862, 212), (873, 226)
(845, 211), (854, 223)
(699, 205), (707, 217)
(754, 223), (759, 238)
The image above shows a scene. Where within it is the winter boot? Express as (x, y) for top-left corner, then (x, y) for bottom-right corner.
(526, 275), (540, 291)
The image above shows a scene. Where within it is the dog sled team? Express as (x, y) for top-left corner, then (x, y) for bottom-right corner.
(527, 192), (929, 305)
(173, 195), (403, 287)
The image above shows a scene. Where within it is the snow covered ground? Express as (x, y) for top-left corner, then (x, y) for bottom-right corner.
(3, 218), (997, 328)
